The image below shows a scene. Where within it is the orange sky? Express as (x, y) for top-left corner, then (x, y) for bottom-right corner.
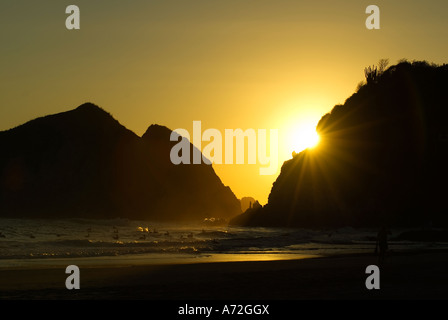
(1, 1), (447, 204)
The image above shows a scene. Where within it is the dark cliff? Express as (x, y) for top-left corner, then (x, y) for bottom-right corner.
(231, 61), (448, 228)
(0, 103), (241, 221)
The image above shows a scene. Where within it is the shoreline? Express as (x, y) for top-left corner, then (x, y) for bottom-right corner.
(0, 252), (322, 271)
(1, 248), (448, 300)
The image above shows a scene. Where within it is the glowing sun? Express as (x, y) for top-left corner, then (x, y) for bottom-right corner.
(289, 123), (320, 153)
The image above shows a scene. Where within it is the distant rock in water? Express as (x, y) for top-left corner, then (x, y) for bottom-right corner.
(0, 103), (241, 221)
(231, 61), (448, 228)
(240, 197), (256, 212)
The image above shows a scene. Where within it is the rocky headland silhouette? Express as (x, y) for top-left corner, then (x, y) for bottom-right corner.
(0, 103), (241, 221)
(231, 61), (448, 228)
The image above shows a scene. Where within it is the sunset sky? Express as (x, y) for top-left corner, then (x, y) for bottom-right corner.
(1, 1), (447, 204)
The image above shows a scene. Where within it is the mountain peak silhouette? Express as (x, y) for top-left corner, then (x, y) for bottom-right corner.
(0, 104), (241, 221)
(75, 102), (104, 112)
(142, 124), (172, 140)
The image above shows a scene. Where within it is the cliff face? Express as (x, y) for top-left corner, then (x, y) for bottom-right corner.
(141, 124), (242, 221)
(231, 61), (448, 228)
(0, 103), (241, 221)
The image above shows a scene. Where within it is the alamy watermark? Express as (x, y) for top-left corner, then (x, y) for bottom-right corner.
(65, 5), (380, 30)
(170, 121), (278, 176)
(365, 265), (380, 290)
(65, 265), (80, 290)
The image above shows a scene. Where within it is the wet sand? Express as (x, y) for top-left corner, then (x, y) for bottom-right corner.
(1, 250), (448, 300)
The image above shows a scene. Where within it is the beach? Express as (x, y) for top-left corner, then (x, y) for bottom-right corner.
(1, 250), (447, 300)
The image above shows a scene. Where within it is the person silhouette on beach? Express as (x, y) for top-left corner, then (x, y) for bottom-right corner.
(376, 227), (391, 264)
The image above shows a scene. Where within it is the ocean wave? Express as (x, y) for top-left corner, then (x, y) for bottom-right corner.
(66, 217), (132, 227)
(3, 219), (445, 263)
